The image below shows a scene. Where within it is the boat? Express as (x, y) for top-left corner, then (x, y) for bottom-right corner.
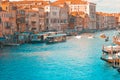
(20, 32), (32, 43)
(102, 45), (120, 54)
(100, 33), (106, 38)
(88, 35), (94, 39)
(112, 58), (120, 68)
(30, 32), (57, 43)
(101, 55), (114, 63)
(45, 33), (66, 44)
(0, 37), (5, 48)
(101, 45), (120, 63)
(30, 33), (43, 43)
(75, 35), (82, 39)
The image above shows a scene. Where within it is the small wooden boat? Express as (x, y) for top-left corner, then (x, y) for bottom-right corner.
(45, 33), (66, 44)
(100, 33), (106, 38)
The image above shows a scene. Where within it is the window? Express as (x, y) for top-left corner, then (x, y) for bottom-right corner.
(5, 22), (10, 29)
(21, 10), (25, 15)
(52, 12), (57, 16)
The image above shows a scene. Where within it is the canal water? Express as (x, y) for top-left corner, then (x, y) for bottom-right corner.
(0, 30), (120, 80)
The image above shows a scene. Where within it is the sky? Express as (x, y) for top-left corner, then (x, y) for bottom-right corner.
(9, 0), (120, 13)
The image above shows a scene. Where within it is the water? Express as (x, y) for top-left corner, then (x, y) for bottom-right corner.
(0, 30), (120, 80)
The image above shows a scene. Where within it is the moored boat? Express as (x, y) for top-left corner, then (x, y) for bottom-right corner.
(112, 58), (120, 68)
(30, 33), (43, 43)
(45, 33), (66, 44)
(30, 32), (57, 43)
(0, 37), (5, 48)
(101, 45), (120, 63)
(102, 45), (120, 54)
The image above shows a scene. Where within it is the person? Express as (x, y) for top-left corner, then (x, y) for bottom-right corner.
(105, 36), (109, 42)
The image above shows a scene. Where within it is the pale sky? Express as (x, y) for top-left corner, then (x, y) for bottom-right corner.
(9, 0), (120, 13)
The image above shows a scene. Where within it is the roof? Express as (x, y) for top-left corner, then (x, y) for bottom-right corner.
(47, 33), (66, 38)
(96, 12), (115, 16)
(52, 0), (88, 6)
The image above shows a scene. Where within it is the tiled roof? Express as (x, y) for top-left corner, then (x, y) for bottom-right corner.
(52, 0), (88, 6)
(96, 12), (117, 16)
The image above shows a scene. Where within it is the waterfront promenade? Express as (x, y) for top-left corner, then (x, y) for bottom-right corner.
(0, 30), (120, 80)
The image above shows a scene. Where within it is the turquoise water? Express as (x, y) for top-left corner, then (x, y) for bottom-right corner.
(0, 30), (120, 80)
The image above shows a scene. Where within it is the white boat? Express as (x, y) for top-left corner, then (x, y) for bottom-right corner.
(75, 35), (82, 39)
(88, 35), (94, 39)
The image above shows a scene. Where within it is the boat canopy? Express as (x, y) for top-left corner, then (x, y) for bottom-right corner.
(21, 32), (33, 35)
(47, 34), (66, 38)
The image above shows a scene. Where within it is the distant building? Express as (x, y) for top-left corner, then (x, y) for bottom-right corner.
(44, 4), (61, 31)
(0, 10), (16, 37)
(52, 0), (96, 30)
(25, 7), (45, 33)
(25, 9), (40, 33)
(113, 13), (120, 27)
(96, 12), (117, 30)
(58, 3), (69, 31)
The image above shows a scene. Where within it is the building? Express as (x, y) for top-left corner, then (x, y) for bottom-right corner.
(16, 8), (26, 32)
(0, 10), (16, 37)
(52, 0), (96, 30)
(25, 7), (45, 33)
(44, 4), (61, 31)
(96, 12), (117, 30)
(58, 3), (69, 31)
(26, 9), (39, 33)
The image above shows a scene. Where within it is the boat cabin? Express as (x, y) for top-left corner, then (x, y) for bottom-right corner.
(101, 45), (120, 63)
(30, 32), (57, 43)
(45, 34), (67, 44)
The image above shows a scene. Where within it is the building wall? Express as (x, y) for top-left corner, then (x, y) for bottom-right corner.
(96, 12), (117, 30)
(45, 5), (61, 31)
(87, 2), (96, 29)
(26, 10), (40, 33)
(16, 9), (26, 32)
(59, 4), (69, 31)
(0, 11), (16, 36)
